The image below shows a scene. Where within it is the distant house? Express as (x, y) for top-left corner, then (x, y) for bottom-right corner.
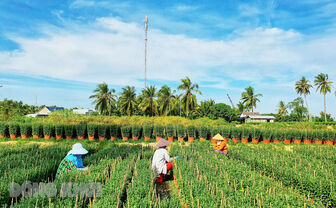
(26, 106), (64, 117)
(240, 112), (275, 123)
(73, 109), (96, 115)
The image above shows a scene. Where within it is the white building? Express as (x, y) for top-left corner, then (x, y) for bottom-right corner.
(73, 109), (96, 115)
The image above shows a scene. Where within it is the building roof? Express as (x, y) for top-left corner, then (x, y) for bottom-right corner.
(248, 115), (275, 119)
(46, 106), (64, 112)
(240, 112), (260, 118)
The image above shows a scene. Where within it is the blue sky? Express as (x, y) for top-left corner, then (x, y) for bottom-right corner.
(1, 0), (336, 116)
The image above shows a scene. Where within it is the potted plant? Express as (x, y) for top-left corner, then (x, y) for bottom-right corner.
(132, 125), (141, 141)
(98, 125), (108, 141)
(87, 124), (97, 141)
(272, 130), (281, 143)
(155, 125), (165, 141)
(252, 128), (260, 144)
(187, 125), (196, 142)
(9, 123), (19, 139)
(143, 125), (152, 141)
(76, 124), (86, 140)
(177, 124), (185, 142)
(198, 126), (208, 142)
(55, 124), (64, 140)
(241, 128), (249, 144)
(283, 130), (292, 144)
(166, 124), (175, 142)
(222, 127), (230, 143)
(121, 125), (131, 140)
(110, 124), (119, 141)
(326, 131), (334, 145)
(20, 123), (32, 139)
(43, 124), (54, 139)
(32, 123), (43, 139)
(0, 122), (8, 138)
(64, 124), (74, 140)
(262, 129), (272, 144)
(293, 130), (302, 144)
(314, 130), (323, 144)
(231, 127), (241, 143)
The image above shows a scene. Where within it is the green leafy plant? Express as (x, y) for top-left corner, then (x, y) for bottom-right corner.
(154, 124), (165, 137)
(198, 126), (208, 138)
(55, 124), (64, 137)
(121, 125), (131, 138)
(314, 130), (322, 141)
(241, 128), (250, 139)
(87, 124), (97, 137)
(143, 125), (153, 138)
(210, 126), (221, 138)
(166, 124), (175, 137)
(132, 125), (141, 138)
(32, 123), (43, 136)
(98, 125), (108, 138)
(293, 130), (302, 141)
(231, 127), (241, 139)
(9, 123), (19, 136)
(262, 129), (272, 140)
(20, 123), (32, 136)
(222, 127), (230, 139)
(110, 124), (119, 138)
(177, 124), (185, 138)
(0, 122), (8, 136)
(187, 125), (196, 138)
(43, 124), (54, 136)
(76, 124), (87, 137)
(64, 125), (74, 137)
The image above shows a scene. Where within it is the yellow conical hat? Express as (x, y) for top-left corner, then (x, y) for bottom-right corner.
(213, 133), (225, 140)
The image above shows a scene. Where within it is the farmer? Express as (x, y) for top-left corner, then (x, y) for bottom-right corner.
(213, 133), (229, 156)
(152, 138), (179, 183)
(55, 143), (88, 179)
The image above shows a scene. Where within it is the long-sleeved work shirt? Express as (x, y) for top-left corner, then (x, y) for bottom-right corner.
(152, 148), (171, 175)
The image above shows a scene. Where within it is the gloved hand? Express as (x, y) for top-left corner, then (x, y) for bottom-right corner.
(174, 156), (180, 159)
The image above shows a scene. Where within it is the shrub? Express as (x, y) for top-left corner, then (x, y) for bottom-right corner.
(293, 130), (302, 141)
(210, 127), (221, 138)
(286, 130), (294, 140)
(198, 126), (208, 138)
(87, 124), (97, 137)
(98, 125), (108, 138)
(262, 129), (272, 140)
(327, 131), (334, 141)
(301, 130), (308, 141)
(20, 123), (32, 136)
(9, 123), (19, 136)
(154, 125), (165, 137)
(241, 128), (250, 139)
(64, 125), (74, 137)
(110, 124), (119, 138)
(132, 125), (141, 138)
(252, 128), (261, 139)
(187, 125), (196, 138)
(43, 124), (54, 136)
(166, 124), (175, 137)
(222, 127), (230, 139)
(55, 125), (64, 137)
(76, 124), (87, 137)
(314, 130), (322, 141)
(177, 124), (185, 138)
(231, 127), (241, 139)
(143, 125), (153, 138)
(121, 125), (131, 138)
(32, 123), (43, 136)
(322, 130), (328, 142)
(0, 122), (8, 136)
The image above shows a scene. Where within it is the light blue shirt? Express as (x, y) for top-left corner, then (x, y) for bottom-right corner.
(65, 154), (85, 168)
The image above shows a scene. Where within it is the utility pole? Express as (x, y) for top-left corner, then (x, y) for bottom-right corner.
(144, 16), (148, 88)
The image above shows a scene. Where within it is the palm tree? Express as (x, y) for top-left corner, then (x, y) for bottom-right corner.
(295, 77), (313, 121)
(118, 86), (137, 116)
(277, 101), (288, 117)
(177, 77), (202, 116)
(89, 83), (116, 115)
(241, 86), (262, 112)
(197, 99), (215, 117)
(314, 73), (333, 122)
(236, 101), (246, 114)
(139, 85), (158, 116)
(157, 85), (176, 116)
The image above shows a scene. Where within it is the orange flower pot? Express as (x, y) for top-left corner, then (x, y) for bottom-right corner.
(122, 137), (129, 141)
(314, 140), (322, 144)
(199, 137), (206, 142)
(99, 136), (105, 141)
(293, 140), (301, 144)
(188, 137), (194, 142)
(241, 138), (248, 144)
(283, 139), (291, 144)
(44, 135), (51, 140)
(303, 140), (311, 144)
(33, 135), (39, 139)
(263, 139), (271, 144)
(156, 136), (162, 142)
(252, 138), (259, 144)
(110, 136), (116, 141)
(78, 136), (84, 140)
(144, 137), (150, 141)
(224, 138), (228, 143)
(0, 134), (4, 138)
(10, 135), (17, 139)
(21, 135), (28, 139)
(56, 135), (62, 140)
(66, 136), (72, 140)
(210, 138), (216, 143)
(132, 137), (139, 141)
(178, 137), (184, 142)
(88, 136), (95, 141)
(326, 140), (334, 145)
(168, 136), (174, 142)
(273, 140), (281, 143)
(232, 138), (239, 143)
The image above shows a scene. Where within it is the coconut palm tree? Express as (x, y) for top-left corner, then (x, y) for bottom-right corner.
(177, 77), (202, 116)
(157, 85), (177, 116)
(197, 99), (215, 117)
(277, 101), (288, 117)
(314, 73), (333, 122)
(89, 83), (116, 115)
(236, 101), (246, 114)
(295, 76), (313, 121)
(139, 85), (158, 116)
(241, 86), (262, 112)
(118, 86), (137, 116)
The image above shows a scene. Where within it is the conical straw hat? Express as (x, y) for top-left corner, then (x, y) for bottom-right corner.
(155, 138), (171, 148)
(213, 133), (225, 141)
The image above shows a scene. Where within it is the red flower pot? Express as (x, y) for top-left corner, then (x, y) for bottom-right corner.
(44, 135), (51, 140)
(10, 135), (17, 139)
(21, 135), (28, 139)
(263, 139), (270, 144)
(99, 136), (105, 141)
(199, 137), (206, 142)
(224, 138), (228, 143)
(326, 140), (334, 145)
(314, 140), (322, 144)
(252, 138), (259, 144)
(232, 138), (239, 143)
(210, 138), (216, 143)
(303, 140), (311, 144)
(132, 137), (139, 141)
(33, 135), (39, 139)
(110, 136), (116, 141)
(144, 137), (150, 141)
(56, 135), (62, 140)
(283, 139), (291, 144)
(156, 136), (162, 142)
(78, 136), (84, 140)
(241, 138), (248, 143)
(188, 137), (194, 142)
(66, 136), (72, 140)
(178, 137), (184, 142)
(88, 136), (95, 141)
(168, 136), (174, 142)
(293, 140), (301, 144)
(273, 140), (281, 143)
(122, 137), (129, 141)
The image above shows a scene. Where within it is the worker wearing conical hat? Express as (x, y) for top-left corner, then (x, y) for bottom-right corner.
(152, 138), (179, 183)
(213, 134), (228, 156)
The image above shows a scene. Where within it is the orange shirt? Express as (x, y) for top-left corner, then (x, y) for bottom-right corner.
(213, 141), (228, 154)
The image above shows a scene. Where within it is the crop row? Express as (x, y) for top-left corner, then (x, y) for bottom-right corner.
(1, 122), (335, 144)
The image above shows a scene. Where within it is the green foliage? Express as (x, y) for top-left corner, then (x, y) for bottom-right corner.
(109, 124), (119, 137)
(143, 125), (152, 137)
(273, 129), (281, 140)
(208, 103), (237, 122)
(154, 124), (164, 137)
(20, 123), (32, 136)
(64, 124), (74, 137)
(43, 124), (54, 136)
(210, 126), (221, 137)
(98, 125), (108, 138)
(262, 129), (272, 140)
(177, 124), (185, 137)
(32, 123), (43, 136)
(131, 125), (141, 137)
(231, 127), (241, 139)
(198, 125), (208, 138)
(221, 126), (231, 138)
(121, 125), (131, 138)
(241, 127), (250, 139)
(0, 122), (8, 136)
(55, 124), (64, 137)
(75, 124), (86, 137)
(87, 124), (97, 137)
(252, 128), (261, 139)
(166, 124), (175, 137)
(9, 123), (19, 135)
(187, 125), (196, 137)
(314, 130), (323, 141)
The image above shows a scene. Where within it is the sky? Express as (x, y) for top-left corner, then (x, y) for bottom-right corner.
(0, 0), (336, 115)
